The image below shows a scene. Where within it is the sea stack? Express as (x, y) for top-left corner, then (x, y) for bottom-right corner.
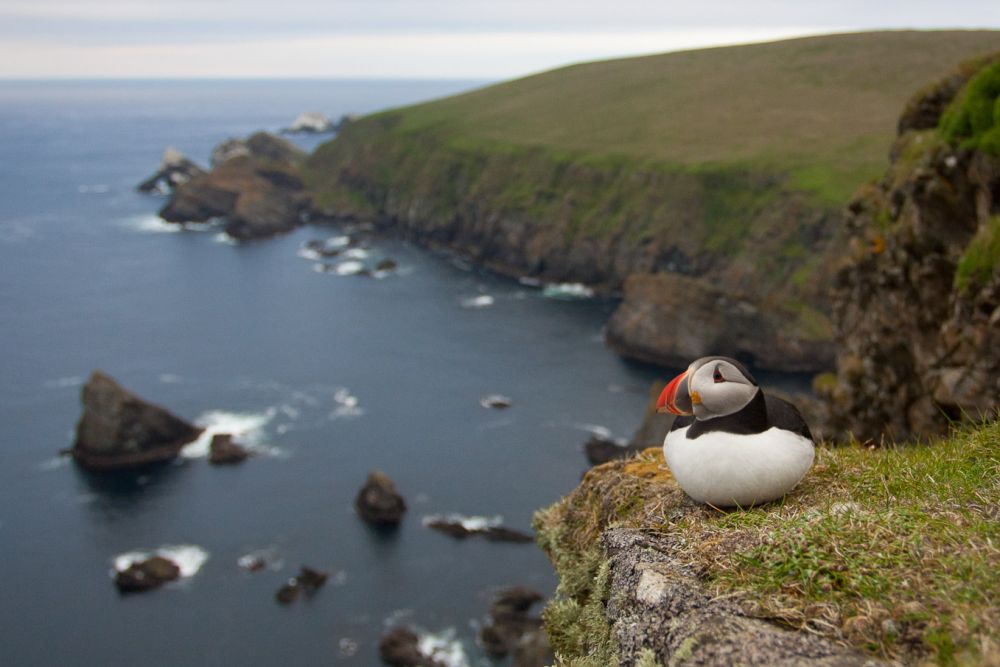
(71, 371), (202, 471)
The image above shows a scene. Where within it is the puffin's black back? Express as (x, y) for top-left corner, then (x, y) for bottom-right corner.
(763, 394), (814, 441)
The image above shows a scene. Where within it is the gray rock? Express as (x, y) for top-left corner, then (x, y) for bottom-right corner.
(72, 371), (202, 471)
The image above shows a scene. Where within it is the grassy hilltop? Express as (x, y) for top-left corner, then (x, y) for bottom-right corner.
(349, 30), (1000, 204)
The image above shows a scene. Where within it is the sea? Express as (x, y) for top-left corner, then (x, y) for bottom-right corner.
(0, 80), (674, 666)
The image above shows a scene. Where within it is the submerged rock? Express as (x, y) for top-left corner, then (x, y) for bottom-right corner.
(208, 433), (250, 465)
(114, 556), (180, 593)
(378, 626), (444, 667)
(355, 471), (407, 527)
(275, 565), (329, 605)
(478, 586), (546, 658)
(72, 371), (202, 471)
(423, 515), (534, 543)
(136, 147), (205, 194)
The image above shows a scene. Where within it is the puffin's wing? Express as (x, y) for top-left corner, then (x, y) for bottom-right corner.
(669, 415), (694, 432)
(763, 394), (814, 441)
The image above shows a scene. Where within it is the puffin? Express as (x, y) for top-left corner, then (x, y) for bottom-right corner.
(656, 356), (814, 508)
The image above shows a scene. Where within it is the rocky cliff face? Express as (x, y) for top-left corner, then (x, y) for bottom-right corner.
(160, 132), (308, 241)
(822, 55), (1000, 441)
(304, 123), (840, 372)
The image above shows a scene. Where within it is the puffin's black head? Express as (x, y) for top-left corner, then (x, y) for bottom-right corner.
(656, 356), (759, 421)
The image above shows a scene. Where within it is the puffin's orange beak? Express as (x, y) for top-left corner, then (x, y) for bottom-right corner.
(656, 370), (693, 415)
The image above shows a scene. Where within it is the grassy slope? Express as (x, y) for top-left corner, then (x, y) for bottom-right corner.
(379, 30), (1000, 204)
(535, 420), (1000, 665)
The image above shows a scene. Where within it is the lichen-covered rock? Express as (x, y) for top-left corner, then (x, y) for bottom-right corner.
(159, 132), (307, 240)
(355, 470), (407, 527)
(72, 371), (202, 470)
(824, 53), (1000, 441)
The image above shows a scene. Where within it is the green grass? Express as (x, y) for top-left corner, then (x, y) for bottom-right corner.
(941, 57), (1000, 156)
(954, 216), (1000, 291)
(371, 31), (1000, 204)
(536, 420), (1000, 665)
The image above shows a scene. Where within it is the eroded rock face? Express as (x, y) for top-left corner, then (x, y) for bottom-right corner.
(355, 470), (407, 527)
(823, 56), (1000, 441)
(72, 371), (202, 470)
(605, 272), (836, 373)
(159, 132), (307, 240)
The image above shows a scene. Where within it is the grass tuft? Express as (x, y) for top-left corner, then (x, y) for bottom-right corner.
(954, 216), (1000, 292)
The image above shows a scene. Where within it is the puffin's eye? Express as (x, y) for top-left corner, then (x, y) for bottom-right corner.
(713, 367), (725, 383)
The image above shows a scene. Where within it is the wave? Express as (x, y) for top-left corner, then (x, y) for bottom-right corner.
(120, 214), (183, 234)
(421, 513), (503, 532)
(112, 544), (209, 578)
(542, 282), (594, 299)
(183, 408), (281, 458)
(43, 375), (84, 389)
(460, 295), (494, 309)
(417, 627), (470, 667)
(331, 387), (364, 419)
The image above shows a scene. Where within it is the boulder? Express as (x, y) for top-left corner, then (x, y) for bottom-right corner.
(355, 471), (407, 527)
(477, 586), (545, 658)
(114, 556), (180, 593)
(208, 433), (249, 465)
(137, 148), (205, 194)
(378, 626), (444, 667)
(72, 371), (202, 471)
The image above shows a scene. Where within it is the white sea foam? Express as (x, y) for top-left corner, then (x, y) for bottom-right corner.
(213, 232), (237, 245)
(159, 374), (183, 384)
(335, 260), (366, 276)
(542, 282), (594, 299)
(417, 628), (470, 667)
(422, 513), (503, 532)
(44, 375), (84, 389)
(297, 247), (323, 261)
(331, 388), (364, 419)
(77, 184), (110, 194)
(518, 276), (543, 287)
(341, 247), (369, 260)
(38, 456), (70, 471)
(122, 214), (183, 234)
(237, 546), (284, 572)
(113, 544), (209, 578)
(460, 294), (494, 309)
(183, 408), (276, 458)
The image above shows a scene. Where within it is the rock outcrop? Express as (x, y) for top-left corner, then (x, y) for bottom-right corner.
(114, 556), (181, 593)
(822, 53), (1000, 441)
(72, 371), (202, 471)
(275, 565), (328, 605)
(208, 433), (250, 464)
(137, 147), (205, 194)
(160, 132), (308, 240)
(355, 471), (407, 527)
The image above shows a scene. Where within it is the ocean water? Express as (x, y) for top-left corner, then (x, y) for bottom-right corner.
(0, 80), (671, 665)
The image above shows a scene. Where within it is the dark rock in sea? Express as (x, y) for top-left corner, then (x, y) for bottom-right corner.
(423, 515), (533, 543)
(512, 629), (554, 667)
(378, 626), (444, 667)
(375, 258), (398, 272)
(275, 565), (329, 605)
(159, 132), (308, 240)
(584, 434), (641, 466)
(304, 238), (343, 257)
(114, 555), (181, 593)
(479, 394), (511, 409)
(72, 371), (202, 471)
(137, 148), (205, 194)
(208, 433), (250, 464)
(355, 471), (407, 527)
(477, 586), (545, 658)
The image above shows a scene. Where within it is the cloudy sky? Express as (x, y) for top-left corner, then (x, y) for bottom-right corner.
(2, 0), (999, 79)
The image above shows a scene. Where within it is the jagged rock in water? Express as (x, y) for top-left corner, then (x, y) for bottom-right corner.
(823, 54), (1000, 441)
(423, 516), (534, 543)
(477, 586), (545, 658)
(378, 626), (445, 667)
(355, 471), (407, 527)
(114, 556), (181, 593)
(159, 132), (307, 240)
(72, 371), (202, 471)
(137, 147), (205, 194)
(208, 433), (249, 464)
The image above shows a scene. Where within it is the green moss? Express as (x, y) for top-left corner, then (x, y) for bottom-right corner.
(940, 58), (1000, 156)
(954, 215), (1000, 291)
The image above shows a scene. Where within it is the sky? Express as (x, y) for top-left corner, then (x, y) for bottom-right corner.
(2, 0), (999, 79)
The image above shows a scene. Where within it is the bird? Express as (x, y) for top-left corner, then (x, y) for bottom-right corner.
(656, 356), (815, 508)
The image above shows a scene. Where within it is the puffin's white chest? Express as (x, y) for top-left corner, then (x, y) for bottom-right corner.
(664, 426), (814, 507)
